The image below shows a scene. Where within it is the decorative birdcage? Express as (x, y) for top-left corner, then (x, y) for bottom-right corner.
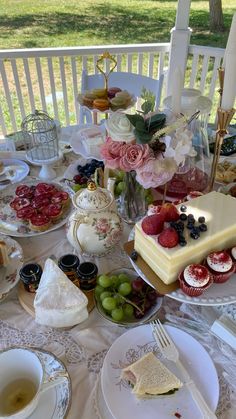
(22, 110), (59, 161)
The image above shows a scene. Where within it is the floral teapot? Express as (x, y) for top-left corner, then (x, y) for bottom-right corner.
(67, 181), (123, 256)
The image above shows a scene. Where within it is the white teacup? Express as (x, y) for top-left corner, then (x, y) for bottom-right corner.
(0, 348), (67, 419)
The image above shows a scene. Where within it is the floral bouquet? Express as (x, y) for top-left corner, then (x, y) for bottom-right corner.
(100, 110), (195, 223)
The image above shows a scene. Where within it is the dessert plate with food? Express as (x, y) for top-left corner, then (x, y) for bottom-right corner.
(101, 324), (219, 419)
(0, 180), (73, 237)
(0, 159), (29, 190)
(129, 192), (236, 306)
(0, 235), (23, 302)
(69, 124), (106, 160)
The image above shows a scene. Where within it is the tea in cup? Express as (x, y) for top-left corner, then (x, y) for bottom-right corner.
(0, 348), (67, 419)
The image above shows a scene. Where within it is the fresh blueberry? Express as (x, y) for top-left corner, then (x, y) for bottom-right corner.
(187, 223), (194, 230)
(198, 216), (205, 223)
(178, 221), (184, 230)
(199, 223), (207, 232)
(131, 250), (138, 261)
(180, 213), (187, 221)
(170, 222), (178, 230)
(179, 239), (187, 246)
(77, 165), (83, 171)
(180, 205), (187, 212)
(190, 232), (200, 239)
(192, 226), (200, 234)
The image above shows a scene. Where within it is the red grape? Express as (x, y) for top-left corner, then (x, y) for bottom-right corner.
(132, 278), (144, 293)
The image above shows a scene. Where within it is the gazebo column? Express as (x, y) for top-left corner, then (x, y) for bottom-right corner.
(167, 0), (192, 95)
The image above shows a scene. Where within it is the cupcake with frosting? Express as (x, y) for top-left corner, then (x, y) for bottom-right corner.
(179, 264), (213, 296)
(205, 251), (235, 283)
(230, 246), (236, 266)
(105, 112), (135, 143)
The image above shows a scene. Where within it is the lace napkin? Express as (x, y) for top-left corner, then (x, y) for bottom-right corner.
(34, 258), (89, 328)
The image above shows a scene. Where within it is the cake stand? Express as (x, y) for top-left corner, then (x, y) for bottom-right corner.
(26, 149), (63, 180)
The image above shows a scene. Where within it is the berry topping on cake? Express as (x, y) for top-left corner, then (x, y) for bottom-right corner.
(15, 185), (33, 198)
(207, 251), (233, 273)
(180, 205), (187, 212)
(51, 191), (69, 205)
(30, 214), (50, 226)
(34, 183), (56, 196)
(43, 204), (62, 217)
(16, 206), (36, 220)
(10, 197), (31, 211)
(141, 214), (165, 235)
(31, 196), (50, 210)
(158, 227), (179, 248)
(179, 213), (187, 221)
(160, 203), (179, 222)
(199, 223), (207, 232)
(183, 264), (210, 287)
(198, 216), (205, 223)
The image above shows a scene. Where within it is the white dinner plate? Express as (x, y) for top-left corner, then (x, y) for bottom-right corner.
(0, 235), (23, 302)
(0, 159), (29, 190)
(101, 324), (219, 419)
(0, 180), (73, 237)
(129, 229), (236, 306)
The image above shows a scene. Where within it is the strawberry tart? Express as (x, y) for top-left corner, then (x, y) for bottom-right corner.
(10, 182), (71, 232)
(178, 264), (213, 296)
(205, 251), (235, 283)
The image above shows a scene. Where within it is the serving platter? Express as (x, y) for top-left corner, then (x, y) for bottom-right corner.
(101, 324), (219, 419)
(0, 180), (73, 237)
(128, 229), (236, 306)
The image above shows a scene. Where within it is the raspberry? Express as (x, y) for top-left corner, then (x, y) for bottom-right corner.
(141, 214), (165, 235)
(158, 227), (179, 248)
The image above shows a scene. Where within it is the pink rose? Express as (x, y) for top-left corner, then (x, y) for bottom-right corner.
(119, 144), (151, 172)
(95, 218), (110, 234)
(100, 137), (125, 169)
(136, 156), (177, 189)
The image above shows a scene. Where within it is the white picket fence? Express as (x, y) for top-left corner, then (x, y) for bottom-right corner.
(0, 43), (224, 135)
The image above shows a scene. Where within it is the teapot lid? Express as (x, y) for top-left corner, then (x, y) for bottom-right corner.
(72, 181), (112, 210)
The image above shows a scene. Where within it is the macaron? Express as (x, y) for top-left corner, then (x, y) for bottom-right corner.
(110, 96), (127, 110)
(205, 251), (235, 283)
(93, 98), (110, 111)
(178, 264), (213, 297)
(107, 87), (122, 99)
(92, 88), (107, 98)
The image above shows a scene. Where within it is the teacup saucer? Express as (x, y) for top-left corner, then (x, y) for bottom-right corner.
(27, 348), (71, 419)
(0, 235), (23, 302)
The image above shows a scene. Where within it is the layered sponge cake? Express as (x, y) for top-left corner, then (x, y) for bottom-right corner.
(134, 192), (236, 285)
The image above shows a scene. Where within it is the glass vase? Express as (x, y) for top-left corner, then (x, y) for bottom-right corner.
(118, 171), (147, 224)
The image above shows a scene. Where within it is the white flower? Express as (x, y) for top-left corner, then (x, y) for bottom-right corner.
(162, 128), (194, 166)
(105, 112), (135, 143)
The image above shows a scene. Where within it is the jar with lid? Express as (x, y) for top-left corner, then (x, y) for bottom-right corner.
(20, 263), (43, 293)
(77, 262), (98, 291)
(58, 254), (80, 287)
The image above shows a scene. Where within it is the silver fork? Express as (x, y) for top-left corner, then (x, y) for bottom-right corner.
(150, 319), (217, 419)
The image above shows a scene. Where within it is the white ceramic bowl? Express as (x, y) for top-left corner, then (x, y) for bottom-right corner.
(95, 268), (162, 327)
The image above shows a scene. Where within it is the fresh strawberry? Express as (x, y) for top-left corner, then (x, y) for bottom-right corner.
(160, 203), (179, 222)
(158, 227), (179, 248)
(141, 214), (165, 235)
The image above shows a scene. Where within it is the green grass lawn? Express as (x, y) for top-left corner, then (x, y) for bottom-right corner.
(0, 0), (235, 132)
(0, 0), (235, 49)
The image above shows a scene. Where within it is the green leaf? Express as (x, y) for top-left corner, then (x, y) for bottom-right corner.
(141, 101), (153, 114)
(126, 113), (144, 128)
(135, 120), (147, 132)
(134, 128), (152, 144)
(145, 113), (166, 132)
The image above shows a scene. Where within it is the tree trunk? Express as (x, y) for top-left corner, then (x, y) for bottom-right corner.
(209, 0), (224, 31)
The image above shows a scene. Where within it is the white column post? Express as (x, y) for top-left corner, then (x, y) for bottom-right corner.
(167, 0), (192, 96)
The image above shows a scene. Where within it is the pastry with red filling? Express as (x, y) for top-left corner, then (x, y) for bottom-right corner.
(179, 264), (213, 296)
(29, 214), (51, 232)
(205, 251), (235, 283)
(51, 191), (70, 208)
(42, 204), (63, 222)
(15, 185), (34, 199)
(10, 197), (31, 211)
(16, 206), (37, 221)
(34, 183), (56, 196)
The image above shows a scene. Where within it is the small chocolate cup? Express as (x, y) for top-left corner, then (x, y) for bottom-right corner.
(20, 263), (42, 293)
(77, 262), (98, 291)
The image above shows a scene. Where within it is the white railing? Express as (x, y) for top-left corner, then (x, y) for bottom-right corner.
(0, 43), (224, 136)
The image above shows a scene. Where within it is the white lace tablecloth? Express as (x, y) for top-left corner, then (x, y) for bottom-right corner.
(1, 150), (236, 418)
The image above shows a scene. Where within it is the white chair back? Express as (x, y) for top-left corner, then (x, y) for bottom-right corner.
(80, 70), (164, 124)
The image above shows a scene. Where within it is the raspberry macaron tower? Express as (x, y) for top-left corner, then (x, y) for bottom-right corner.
(205, 251), (235, 283)
(179, 264), (213, 297)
